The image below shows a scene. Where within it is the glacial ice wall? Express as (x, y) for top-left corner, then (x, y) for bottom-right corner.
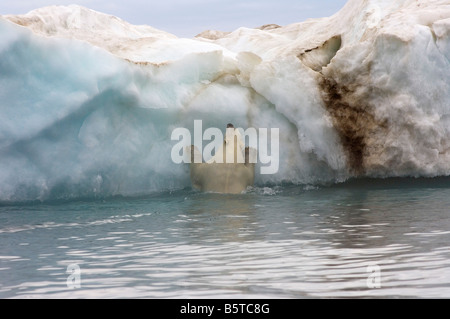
(0, 0), (449, 201)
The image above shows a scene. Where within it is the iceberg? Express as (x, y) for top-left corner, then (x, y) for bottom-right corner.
(0, 0), (449, 201)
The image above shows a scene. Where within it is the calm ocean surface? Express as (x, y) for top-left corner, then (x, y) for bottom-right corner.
(1, 178), (450, 298)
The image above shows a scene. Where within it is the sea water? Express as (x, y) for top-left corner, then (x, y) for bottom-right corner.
(1, 178), (450, 299)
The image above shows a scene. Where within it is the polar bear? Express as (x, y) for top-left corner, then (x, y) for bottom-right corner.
(206, 123), (246, 164)
(189, 124), (256, 194)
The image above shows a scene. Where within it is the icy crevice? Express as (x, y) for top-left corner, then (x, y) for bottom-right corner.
(297, 35), (342, 72)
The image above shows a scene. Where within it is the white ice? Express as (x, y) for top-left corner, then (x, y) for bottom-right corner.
(0, 0), (449, 201)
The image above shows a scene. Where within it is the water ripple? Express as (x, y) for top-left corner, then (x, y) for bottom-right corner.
(2, 186), (450, 298)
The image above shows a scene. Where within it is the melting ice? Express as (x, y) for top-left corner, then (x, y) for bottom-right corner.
(0, 0), (449, 201)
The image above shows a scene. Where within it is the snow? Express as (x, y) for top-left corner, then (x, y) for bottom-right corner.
(2, 5), (233, 64)
(0, 0), (449, 201)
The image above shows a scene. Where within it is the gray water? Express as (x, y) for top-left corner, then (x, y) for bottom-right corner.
(1, 178), (450, 298)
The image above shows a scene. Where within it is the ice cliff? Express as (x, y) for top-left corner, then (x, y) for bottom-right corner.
(0, 0), (449, 201)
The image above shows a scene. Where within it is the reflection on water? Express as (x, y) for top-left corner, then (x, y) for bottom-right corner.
(1, 182), (450, 298)
(181, 193), (259, 243)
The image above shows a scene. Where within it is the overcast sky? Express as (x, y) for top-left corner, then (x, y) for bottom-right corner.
(0, 0), (348, 37)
